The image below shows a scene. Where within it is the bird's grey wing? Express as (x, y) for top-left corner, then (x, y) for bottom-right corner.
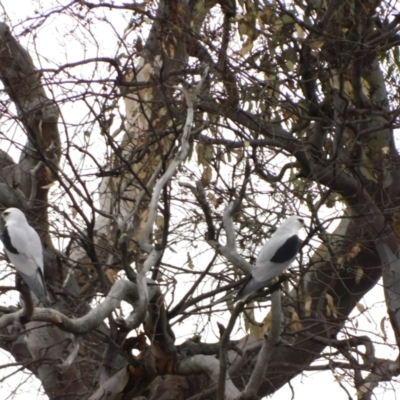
(26, 226), (44, 272)
(5, 247), (49, 306)
(252, 234), (300, 282)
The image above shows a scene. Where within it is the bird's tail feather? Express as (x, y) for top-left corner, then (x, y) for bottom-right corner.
(234, 277), (272, 302)
(19, 271), (50, 306)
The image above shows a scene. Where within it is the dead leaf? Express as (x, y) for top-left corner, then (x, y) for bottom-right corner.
(356, 303), (365, 313)
(238, 18), (248, 37)
(106, 268), (118, 284)
(262, 311), (272, 333)
(382, 146), (390, 155)
(309, 39), (325, 49)
(291, 310), (302, 333)
(196, 143), (214, 166)
(240, 38), (254, 56)
(155, 214), (164, 243)
(244, 306), (264, 340)
(207, 192), (218, 207)
(326, 293), (338, 318)
(70, 205), (78, 219)
(187, 252), (194, 270)
(335, 373), (346, 382)
(337, 256), (345, 268)
(347, 244), (361, 260)
(355, 267), (363, 284)
(201, 165), (212, 187)
(304, 292), (312, 317)
(380, 316), (387, 341)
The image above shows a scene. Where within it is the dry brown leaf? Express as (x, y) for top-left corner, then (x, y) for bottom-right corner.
(238, 18), (248, 37)
(304, 292), (312, 317)
(71, 205), (78, 219)
(296, 23), (305, 39)
(249, 324), (264, 340)
(309, 39), (325, 49)
(207, 192), (217, 207)
(196, 143), (214, 166)
(262, 311), (272, 333)
(201, 165), (212, 187)
(335, 373), (346, 382)
(244, 306), (264, 340)
(355, 267), (363, 284)
(380, 316), (387, 341)
(133, 208), (150, 241)
(155, 214), (164, 243)
(347, 243), (362, 260)
(326, 293), (338, 318)
(187, 252), (194, 270)
(337, 256), (345, 268)
(106, 268), (118, 284)
(291, 310), (302, 333)
(240, 38), (254, 56)
(356, 303), (365, 313)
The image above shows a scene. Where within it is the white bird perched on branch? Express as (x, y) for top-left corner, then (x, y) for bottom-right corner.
(1, 208), (49, 305)
(235, 216), (305, 301)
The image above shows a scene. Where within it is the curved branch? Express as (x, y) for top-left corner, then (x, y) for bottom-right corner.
(176, 354), (240, 400)
(139, 67), (210, 254)
(0, 279), (157, 334)
(178, 194), (253, 277)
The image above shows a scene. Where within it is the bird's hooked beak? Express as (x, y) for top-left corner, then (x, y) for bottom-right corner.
(2, 210), (9, 222)
(298, 218), (307, 234)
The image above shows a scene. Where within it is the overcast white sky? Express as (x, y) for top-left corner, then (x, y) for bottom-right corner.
(0, 1), (398, 399)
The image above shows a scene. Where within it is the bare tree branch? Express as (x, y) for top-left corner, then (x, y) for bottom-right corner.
(242, 290), (282, 398)
(0, 279), (157, 334)
(176, 355), (241, 400)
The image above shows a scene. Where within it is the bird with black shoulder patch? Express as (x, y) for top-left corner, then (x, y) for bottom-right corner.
(235, 216), (305, 302)
(1, 208), (49, 306)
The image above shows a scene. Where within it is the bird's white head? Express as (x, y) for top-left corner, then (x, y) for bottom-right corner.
(2, 208), (28, 225)
(276, 215), (305, 235)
